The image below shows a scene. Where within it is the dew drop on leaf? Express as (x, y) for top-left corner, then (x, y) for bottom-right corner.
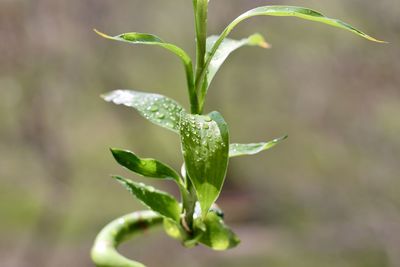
(157, 113), (165, 119)
(147, 186), (155, 192)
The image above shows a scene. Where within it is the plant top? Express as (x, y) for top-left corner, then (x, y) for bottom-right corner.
(92, 2), (383, 267)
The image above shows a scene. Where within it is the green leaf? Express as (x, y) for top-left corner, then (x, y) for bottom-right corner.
(229, 135), (288, 158)
(228, 6), (383, 43)
(198, 211), (240, 251)
(94, 30), (196, 112)
(180, 111), (229, 218)
(203, 33), (269, 92)
(110, 148), (181, 183)
(197, 5), (384, 110)
(163, 218), (183, 241)
(102, 90), (185, 133)
(114, 176), (181, 222)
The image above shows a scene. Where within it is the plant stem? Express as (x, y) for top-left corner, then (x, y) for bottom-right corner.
(193, 0), (208, 114)
(91, 211), (163, 267)
(181, 177), (197, 231)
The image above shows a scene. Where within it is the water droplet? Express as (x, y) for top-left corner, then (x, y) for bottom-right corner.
(203, 124), (209, 129)
(157, 113), (165, 119)
(204, 116), (212, 122)
(147, 186), (155, 192)
(149, 106), (159, 112)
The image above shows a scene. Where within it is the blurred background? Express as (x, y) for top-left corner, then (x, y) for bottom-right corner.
(1, 0), (399, 266)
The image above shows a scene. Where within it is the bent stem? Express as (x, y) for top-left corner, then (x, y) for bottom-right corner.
(91, 211), (163, 267)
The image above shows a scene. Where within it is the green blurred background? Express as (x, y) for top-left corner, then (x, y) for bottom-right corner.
(1, 0), (399, 266)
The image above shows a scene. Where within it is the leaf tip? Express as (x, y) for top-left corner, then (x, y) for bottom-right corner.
(93, 29), (114, 40)
(377, 40), (388, 44)
(260, 40), (272, 49)
(109, 147), (118, 153)
(366, 36), (387, 44)
(249, 33), (271, 49)
(112, 176), (129, 188)
(110, 175), (123, 183)
(273, 135), (288, 144)
(100, 92), (114, 102)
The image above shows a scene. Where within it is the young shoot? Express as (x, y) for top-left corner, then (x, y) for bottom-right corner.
(91, 2), (383, 267)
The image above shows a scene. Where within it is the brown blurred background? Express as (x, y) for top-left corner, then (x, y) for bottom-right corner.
(1, 0), (399, 266)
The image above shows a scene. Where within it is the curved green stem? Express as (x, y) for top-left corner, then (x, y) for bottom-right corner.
(91, 210), (163, 267)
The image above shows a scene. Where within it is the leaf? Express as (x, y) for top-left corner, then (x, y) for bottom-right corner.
(198, 211), (240, 250)
(102, 90), (185, 133)
(228, 6), (384, 43)
(203, 33), (269, 92)
(179, 111), (229, 218)
(94, 31), (183, 58)
(94, 30), (195, 101)
(163, 218), (192, 244)
(114, 176), (181, 222)
(110, 148), (181, 183)
(163, 218), (183, 240)
(229, 135), (288, 158)
(197, 5), (384, 108)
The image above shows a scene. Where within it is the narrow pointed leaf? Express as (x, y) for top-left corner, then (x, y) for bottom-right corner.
(102, 90), (185, 133)
(227, 6), (384, 43)
(95, 30), (195, 99)
(180, 111), (229, 218)
(198, 211), (240, 250)
(197, 5), (384, 106)
(110, 148), (181, 183)
(113, 176), (181, 222)
(204, 33), (269, 91)
(229, 135), (288, 158)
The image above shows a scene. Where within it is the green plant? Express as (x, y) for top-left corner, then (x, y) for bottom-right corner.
(91, 2), (382, 267)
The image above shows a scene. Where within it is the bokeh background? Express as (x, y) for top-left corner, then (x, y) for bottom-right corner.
(1, 0), (399, 266)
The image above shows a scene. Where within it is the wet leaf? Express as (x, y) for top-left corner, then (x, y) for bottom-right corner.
(102, 90), (185, 133)
(114, 176), (181, 222)
(198, 211), (240, 250)
(229, 135), (288, 158)
(110, 148), (181, 183)
(226, 6), (384, 43)
(180, 111), (229, 218)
